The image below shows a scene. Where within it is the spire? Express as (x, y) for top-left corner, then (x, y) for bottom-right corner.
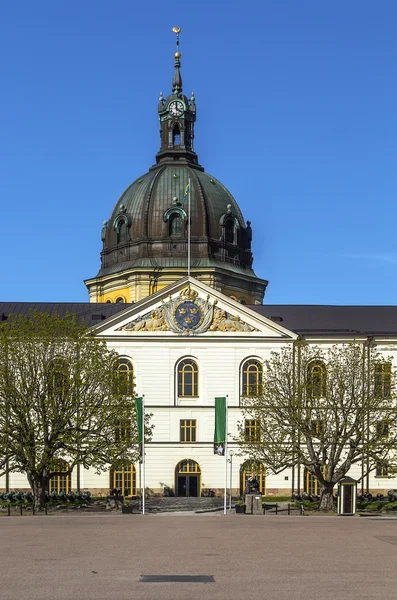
(172, 26), (182, 93)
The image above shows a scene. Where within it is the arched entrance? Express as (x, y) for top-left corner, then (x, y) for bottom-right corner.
(175, 459), (201, 497)
(240, 461), (266, 496)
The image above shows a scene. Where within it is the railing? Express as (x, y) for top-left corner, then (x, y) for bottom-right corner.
(263, 502), (305, 515)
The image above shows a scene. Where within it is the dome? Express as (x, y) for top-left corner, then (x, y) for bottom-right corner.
(98, 163), (255, 278)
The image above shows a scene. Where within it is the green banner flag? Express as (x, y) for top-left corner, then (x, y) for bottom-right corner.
(214, 397), (226, 456)
(135, 397), (143, 445)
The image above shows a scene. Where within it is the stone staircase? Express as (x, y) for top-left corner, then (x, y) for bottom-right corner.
(77, 501), (107, 512)
(129, 496), (225, 513)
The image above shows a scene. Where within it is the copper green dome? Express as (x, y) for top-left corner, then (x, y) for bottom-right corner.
(98, 163), (256, 278)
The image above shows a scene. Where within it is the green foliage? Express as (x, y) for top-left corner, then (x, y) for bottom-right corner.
(262, 495), (290, 502)
(0, 311), (153, 508)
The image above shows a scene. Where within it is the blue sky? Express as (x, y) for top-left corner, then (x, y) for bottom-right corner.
(0, 1), (396, 305)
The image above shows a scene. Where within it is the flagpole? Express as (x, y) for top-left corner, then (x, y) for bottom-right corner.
(142, 394), (145, 515)
(224, 395), (228, 515)
(187, 177), (191, 277)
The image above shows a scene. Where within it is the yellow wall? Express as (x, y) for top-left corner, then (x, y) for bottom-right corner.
(99, 287), (131, 304)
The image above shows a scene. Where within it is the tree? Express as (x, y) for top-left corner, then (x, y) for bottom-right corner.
(237, 342), (397, 511)
(0, 311), (150, 510)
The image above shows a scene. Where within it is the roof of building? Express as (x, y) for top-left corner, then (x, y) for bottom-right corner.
(1, 301), (397, 336)
(250, 304), (397, 336)
(0, 302), (128, 325)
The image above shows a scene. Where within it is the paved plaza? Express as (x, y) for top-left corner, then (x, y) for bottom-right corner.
(1, 513), (397, 599)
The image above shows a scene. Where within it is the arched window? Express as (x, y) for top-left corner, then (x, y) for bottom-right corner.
(307, 360), (327, 399)
(173, 124), (181, 145)
(49, 460), (71, 494)
(304, 467), (327, 496)
(224, 218), (235, 244)
(110, 464), (136, 496)
(240, 461), (266, 495)
(177, 359), (199, 397)
(118, 358), (134, 396)
(115, 297), (125, 304)
(241, 359), (263, 397)
(117, 221), (127, 244)
(170, 213), (183, 236)
(105, 299), (112, 304)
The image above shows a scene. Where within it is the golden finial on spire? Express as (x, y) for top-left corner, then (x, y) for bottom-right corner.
(172, 26), (181, 58)
(171, 27), (182, 92)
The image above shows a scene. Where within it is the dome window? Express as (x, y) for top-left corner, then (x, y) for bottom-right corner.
(220, 207), (239, 246)
(117, 221), (127, 244)
(163, 206), (187, 237)
(224, 218), (235, 244)
(170, 213), (183, 236)
(113, 211), (131, 246)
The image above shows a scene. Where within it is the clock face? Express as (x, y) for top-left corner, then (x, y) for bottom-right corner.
(169, 101), (184, 117)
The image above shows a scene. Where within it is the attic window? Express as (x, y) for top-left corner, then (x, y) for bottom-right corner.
(270, 316), (283, 323)
(91, 314), (105, 321)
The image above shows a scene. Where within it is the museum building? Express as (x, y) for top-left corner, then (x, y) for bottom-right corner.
(1, 37), (397, 499)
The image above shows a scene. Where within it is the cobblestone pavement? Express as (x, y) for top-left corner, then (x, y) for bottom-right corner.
(2, 514), (397, 600)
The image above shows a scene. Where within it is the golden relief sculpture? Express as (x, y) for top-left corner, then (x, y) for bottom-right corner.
(116, 285), (257, 334)
(180, 284), (198, 301)
(210, 308), (258, 332)
(116, 308), (168, 332)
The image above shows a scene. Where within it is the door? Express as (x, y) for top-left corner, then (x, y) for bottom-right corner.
(188, 475), (198, 497)
(177, 475), (187, 497)
(175, 460), (201, 497)
(177, 475), (199, 497)
(343, 485), (353, 514)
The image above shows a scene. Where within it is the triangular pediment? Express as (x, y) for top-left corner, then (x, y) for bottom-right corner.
(91, 277), (297, 339)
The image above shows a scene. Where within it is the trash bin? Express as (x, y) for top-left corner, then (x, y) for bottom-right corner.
(337, 477), (357, 515)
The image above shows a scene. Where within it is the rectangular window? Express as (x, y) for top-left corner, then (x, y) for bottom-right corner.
(244, 419), (261, 443)
(115, 421), (132, 443)
(180, 419), (197, 443)
(374, 363), (392, 398)
(376, 461), (389, 477)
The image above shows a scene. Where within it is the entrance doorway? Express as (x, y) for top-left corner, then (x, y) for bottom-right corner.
(175, 460), (201, 497)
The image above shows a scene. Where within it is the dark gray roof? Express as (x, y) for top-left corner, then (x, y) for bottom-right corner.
(0, 302), (129, 325)
(249, 305), (397, 336)
(1, 301), (397, 336)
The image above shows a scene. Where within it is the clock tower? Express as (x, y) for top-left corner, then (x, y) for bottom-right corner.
(155, 27), (200, 167)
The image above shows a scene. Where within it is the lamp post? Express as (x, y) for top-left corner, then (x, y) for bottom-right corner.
(228, 450), (234, 510)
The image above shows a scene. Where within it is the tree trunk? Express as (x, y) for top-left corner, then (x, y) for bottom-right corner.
(27, 472), (49, 511)
(319, 483), (335, 511)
